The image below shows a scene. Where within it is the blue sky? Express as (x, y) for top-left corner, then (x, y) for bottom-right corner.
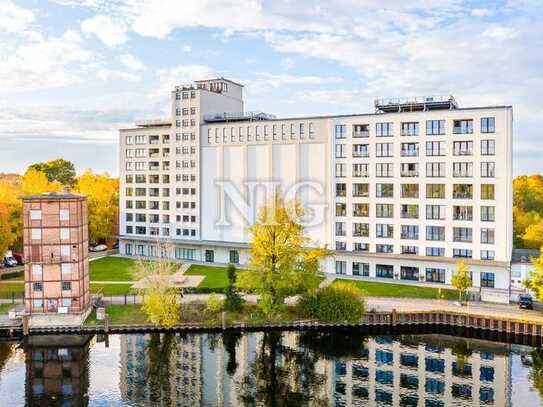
(0, 0), (542, 176)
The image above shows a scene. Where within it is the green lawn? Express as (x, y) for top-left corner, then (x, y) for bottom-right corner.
(90, 283), (135, 296)
(0, 303), (15, 313)
(334, 279), (459, 301)
(90, 257), (137, 281)
(184, 264), (229, 290)
(0, 282), (24, 298)
(85, 304), (148, 325)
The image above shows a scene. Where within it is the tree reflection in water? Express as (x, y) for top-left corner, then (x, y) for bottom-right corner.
(145, 333), (176, 405)
(238, 330), (328, 406)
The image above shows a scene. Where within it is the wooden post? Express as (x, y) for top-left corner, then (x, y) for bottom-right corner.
(391, 309), (397, 327)
(22, 315), (29, 336)
(222, 311), (226, 330)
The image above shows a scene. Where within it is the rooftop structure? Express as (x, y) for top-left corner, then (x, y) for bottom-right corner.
(374, 95), (458, 113)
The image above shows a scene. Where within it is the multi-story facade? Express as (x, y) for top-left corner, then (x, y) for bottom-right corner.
(119, 78), (513, 290)
(23, 192), (91, 326)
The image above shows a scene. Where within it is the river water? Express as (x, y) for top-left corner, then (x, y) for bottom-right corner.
(0, 330), (542, 406)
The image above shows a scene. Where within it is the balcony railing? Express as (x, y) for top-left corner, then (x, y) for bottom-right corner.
(352, 152), (370, 158)
(401, 170), (419, 177)
(353, 130), (369, 138)
(401, 150), (419, 157)
(453, 127), (473, 134)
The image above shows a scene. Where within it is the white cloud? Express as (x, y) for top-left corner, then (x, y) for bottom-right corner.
(182, 44), (192, 52)
(280, 57), (296, 70)
(482, 26), (518, 40)
(81, 15), (128, 47)
(0, 1), (35, 34)
(256, 72), (343, 88)
(471, 8), (491, 16)
(0, 30), (93, 90)
(120, 53), (146, 71)
(96, 68), (141, 82)
(158, 64), (216, 86)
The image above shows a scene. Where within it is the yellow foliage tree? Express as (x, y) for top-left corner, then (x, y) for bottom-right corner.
(513, 175), (543, 248)
(523, 251), (543, 302)
(0, 203), (14, 257)
(451, 260), (473, 303)
(74, 170), (119, 244)
(236, 196), (330, 318)
(134, 248), (181, 327)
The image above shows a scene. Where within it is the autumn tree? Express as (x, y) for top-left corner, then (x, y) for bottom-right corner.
(28, 158), (76, 187)
(451, 260), (473, 303)
(236, 196), (330, 318)
(74, 170), (119, 245)
(523, 252), (543, 301)
(0, 203), (14, 257)
(134, 248), (181, 327)
(513, 175), (543, 248)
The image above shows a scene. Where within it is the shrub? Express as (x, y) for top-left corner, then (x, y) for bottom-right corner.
(206, 293), (224, 313)
(298, 282), (366, 323)
(224, 264), (244, 312)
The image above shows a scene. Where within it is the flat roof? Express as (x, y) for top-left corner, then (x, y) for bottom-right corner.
(23, 192), (86, 201)
(194, 77), (244, 87)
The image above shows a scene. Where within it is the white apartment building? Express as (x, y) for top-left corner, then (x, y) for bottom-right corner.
(119, 78), (513, 290)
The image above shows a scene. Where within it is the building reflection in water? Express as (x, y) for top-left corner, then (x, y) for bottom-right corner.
(23, 334), (92, 406)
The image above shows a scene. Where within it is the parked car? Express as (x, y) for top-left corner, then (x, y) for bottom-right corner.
(519, 294), (534, 310)
(112, 241), (119, 250)
(3, 256), (18, 267)
(12, 252), (24, 265)
(89, 244), (108, 252)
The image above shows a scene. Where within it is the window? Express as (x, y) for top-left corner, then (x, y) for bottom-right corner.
(205, 250), (214, 263)
(335, 144), (346, 158)
(401, 225), (419, 240)
(480, 249), (495, 261)
(453, 205), (473, 221)
(453, 184), (473, 199)
(401, 184), (419, 198)
(481, 117), (495, 133)
(336, 203), (346, 216)
(401, 204), (419, 219)
(401, 266), (419, 281)
(426, 141), (445, 156)
(353, 242), (369, 252)
(229, 250), (239, 264)
(32, 264), (42, 275)
(400, 163), (418, 177)
(376, 244), (393, 253)
(376, 143), (393, 157)
(352, 262), (369, 276)
(481, 272), (495, 288)
(426, 120), (445, 135)
(453, 227), (472, 242)
(426, 184), (445, 199)
(426, 162), (445, 177)
(336, 183), (346, 197)
(353, 163), (369, 177)
(453, 248), (472, 258)
(376, 122), (393, 137)
(481, 206), (495, 222)
(61, 281), (71, 291)
(335, 124), (346, 139)
(353, 203), (369, 217)
(31, 228), (41, 240)
(401, 245), (418, 254)
(32, 299), (43, 308)
(481, 162), (495, 178)
(335, 222), (346, 236)
(352, 144), (369, 157)
(426, 247), (445, 257)
(376, 163), (393, 177)
(481, 228), (495, 244)
(426, 205), (445, 220)
(481, 139), (495, 155)
(353, 223), (369, 237)
(426, 226), (445, 241)
(376, 264), (394, 278)
(453, 141), (473, 156)
(60, 245), (70, 257)
(335, 163), (345, 178)
(335, 241), (346, 250)
(376, 224), (393, 238)
(30, 210), (41, 220)
(453, 162), (473, 177)
(481, 184), (495, 200)
(401, 142), (418, 156)
(335, 261), (346, 274)
(426, 268), (445, 283)
(352, 183), (369, 197)
(401, 122), (419, 136)
(376, 183), (393, 198)
(376, 204), (394, 218)
(453, 119), (473, 134)
(33, 282), (43, 292)
(353, 124), (369, 137)
(61, 298), (72, 307)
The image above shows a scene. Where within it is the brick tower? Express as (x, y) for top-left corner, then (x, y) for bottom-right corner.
(23, 193), (91, 327)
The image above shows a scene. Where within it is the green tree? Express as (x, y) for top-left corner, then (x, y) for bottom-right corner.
(224, 263), (244, 312)
(28, 158), (76, 187)
(0, 203), (14, 257)
(523, 251), (543, 301)
(236, 196), (330, 318)
(451, 260), (472, 302)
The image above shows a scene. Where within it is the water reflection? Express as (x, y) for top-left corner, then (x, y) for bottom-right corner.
(0, 330), (542, 405)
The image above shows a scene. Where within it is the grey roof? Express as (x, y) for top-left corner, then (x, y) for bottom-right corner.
(512, 248), (540, 263)
(23, 192), (86, 201)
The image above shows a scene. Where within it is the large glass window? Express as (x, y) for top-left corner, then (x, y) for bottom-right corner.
(376, 204), (394, 218)
(376, 183), (393, 198)
(401, 122), (419, 136)
(376, 122), (393, 137)
(426, 184), (445, 199)
(352, 183), (369, 197)
(335, 124), (346, 139)
(426, 226), (445, 241)
(335, 260), (347, 275)
(401, 266), (419, 281)
(481, 117), (495, 133)
(453, 119), (473, 134)
(426, 120), (445, 135)
(481, 184), (495, 200)
(426, 268), (446, 283)
(376, 264), (394, 278)
(401, 184), (419, 198)
(352, 262), (369, 276)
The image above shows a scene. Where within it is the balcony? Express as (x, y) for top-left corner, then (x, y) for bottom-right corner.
(401, 170), (419, 177)
(353, 152), (370, 158)
(453, 127), (473, 134)
(353, 130), (369, 138)
(401, 150), (419, 157)
(454, 150), (473, 156)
